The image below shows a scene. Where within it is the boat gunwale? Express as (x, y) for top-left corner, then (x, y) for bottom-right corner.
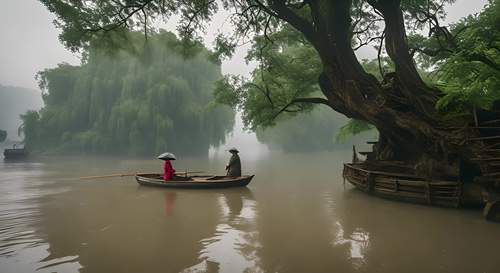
(342, 163), (464, 207)
(135, 173), (254, 188)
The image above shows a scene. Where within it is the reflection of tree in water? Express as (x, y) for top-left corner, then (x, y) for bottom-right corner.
(325, 187), (500, 273)
(181, 187), (263, 273)
(319, 190), (370, 271)
(35, 183), (222, 273)
(332, 221), (370, 270)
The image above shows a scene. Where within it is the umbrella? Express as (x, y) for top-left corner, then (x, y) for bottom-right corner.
(227, 147), (239, 153)
(157, 152), (177, 160)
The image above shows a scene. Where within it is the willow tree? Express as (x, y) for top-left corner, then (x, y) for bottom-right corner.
(23, 31), (234, 155)
(0, 130), (6, 143)
(40, 0), (499, 178)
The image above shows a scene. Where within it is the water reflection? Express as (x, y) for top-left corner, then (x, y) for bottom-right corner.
(163, 191), (177, 217)
(322, 191), (370, 270)
(332, 221), (369, 269)
(15, 162), (224, 273)
(0, 162), (81, 273)
(2, 154), (500, 273)
(181, 188), (262, 273)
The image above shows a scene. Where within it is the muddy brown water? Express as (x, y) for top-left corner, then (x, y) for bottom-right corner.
(1, 151), (499, 273)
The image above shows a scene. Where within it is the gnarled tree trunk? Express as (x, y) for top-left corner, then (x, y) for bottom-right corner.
(272, 0), (495, 180)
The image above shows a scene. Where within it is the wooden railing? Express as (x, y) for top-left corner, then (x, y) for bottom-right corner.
(343, 163), (462, 207)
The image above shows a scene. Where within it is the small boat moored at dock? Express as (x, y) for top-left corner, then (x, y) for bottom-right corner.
(136, 173), (254, 188)
(3, 145), (29, 160)
(343, 162), (468, 207)
(344, 118), (500, 221)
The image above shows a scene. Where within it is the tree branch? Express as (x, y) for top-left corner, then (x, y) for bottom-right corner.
(84, 0), (155, 33)
(266, 0), (317, 45)
(271, 97), (330, 120)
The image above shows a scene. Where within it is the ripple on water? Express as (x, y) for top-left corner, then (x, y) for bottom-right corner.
(0, 163), (81, 273)
(181, 193), (263, 273)
(332, 221), (370, 270)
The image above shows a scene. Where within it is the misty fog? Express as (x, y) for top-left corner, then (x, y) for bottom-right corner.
(0, 0), (488, 156)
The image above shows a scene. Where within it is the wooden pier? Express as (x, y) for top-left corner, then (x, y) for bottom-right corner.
(343, 111), (500, 221)
(343, 163), (463, 207)
(469, 114), (500, 221)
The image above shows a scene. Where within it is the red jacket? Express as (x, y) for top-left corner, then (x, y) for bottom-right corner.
(163, 160), (176, 181)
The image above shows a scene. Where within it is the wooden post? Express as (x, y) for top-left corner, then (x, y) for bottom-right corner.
(366, 173), (375, 193)
(352, 145), (359, 163)
(456, 180), (463, 208)
(394, 180), (399, 193)
(425, 181), (432, 204)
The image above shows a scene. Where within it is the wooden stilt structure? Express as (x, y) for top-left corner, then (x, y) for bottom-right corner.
(469, 112), (500, 221)
(343, 109), (500, 221)
(343, 163), (463, 207)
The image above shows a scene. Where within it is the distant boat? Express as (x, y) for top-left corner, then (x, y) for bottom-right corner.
(3, 145), (28, 160)
(136, 173), (254, 188)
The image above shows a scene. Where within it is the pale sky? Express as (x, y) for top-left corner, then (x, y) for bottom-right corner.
(0, 0), (489, 90)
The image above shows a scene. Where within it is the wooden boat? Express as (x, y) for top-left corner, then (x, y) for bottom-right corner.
(343, 163), (470, 208)
(3, 146), (28, 160)
(344, 118), (500, 221)
(135, 173), (254, 188)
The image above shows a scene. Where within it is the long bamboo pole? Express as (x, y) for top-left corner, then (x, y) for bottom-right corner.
(78, 171), (204, 180)
(79, 173), (137, 180)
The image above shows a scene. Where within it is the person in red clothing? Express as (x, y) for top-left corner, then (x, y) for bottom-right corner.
(163, 159), (176, 181)
(158, 152), (177, 182)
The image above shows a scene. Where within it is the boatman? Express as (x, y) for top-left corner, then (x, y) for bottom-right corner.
(225, 147), (241, 177)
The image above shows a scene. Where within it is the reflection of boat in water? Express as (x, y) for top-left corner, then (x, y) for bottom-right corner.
(3, 144), (29, 160)
(136, 173), (254, 188)
(160, 187), (254, 219)
(182, 187), (262, 273)
(34, 176), (224, 273)
(225, 187), (254, 217)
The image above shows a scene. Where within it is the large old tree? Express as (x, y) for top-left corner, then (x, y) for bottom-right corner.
(40, 0), (500, 179)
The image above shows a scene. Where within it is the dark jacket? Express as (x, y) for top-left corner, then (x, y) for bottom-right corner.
(226, 153), (241, 177)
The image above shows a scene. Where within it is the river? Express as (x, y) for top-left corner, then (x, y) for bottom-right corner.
(1, 147), (500, 273)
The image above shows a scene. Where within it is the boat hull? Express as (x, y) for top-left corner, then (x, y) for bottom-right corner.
(342, 163), (484, 207)
(3, 148), (28, 160)
(135, 173), (254, 189)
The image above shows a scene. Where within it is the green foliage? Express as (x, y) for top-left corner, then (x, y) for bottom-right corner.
(256, 107), (372, 152)
(19, 111), (40, 148)
(214, 26), (323, 130)
(39, 0), (497, 151)
(334, 119), (374, 144)
(213, 25), (382, 147)
(360, 58), (395, 81)
(22, 31), (234, 155)
(256, 107), (378, 152)
(401, 0), (456, 32)
(215, 26), (383, 139)
(214, 26), (380, 149)
(0, 130), (6, 143)
(412, 0), (500, 114)
(256, 108), (343, 152)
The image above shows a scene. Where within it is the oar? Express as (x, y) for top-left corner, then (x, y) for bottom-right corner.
(177, 171), (205, 178)
(79, 173), (137, 180)
(178, 171), (204, 174)
(78, 171), (205, 180)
